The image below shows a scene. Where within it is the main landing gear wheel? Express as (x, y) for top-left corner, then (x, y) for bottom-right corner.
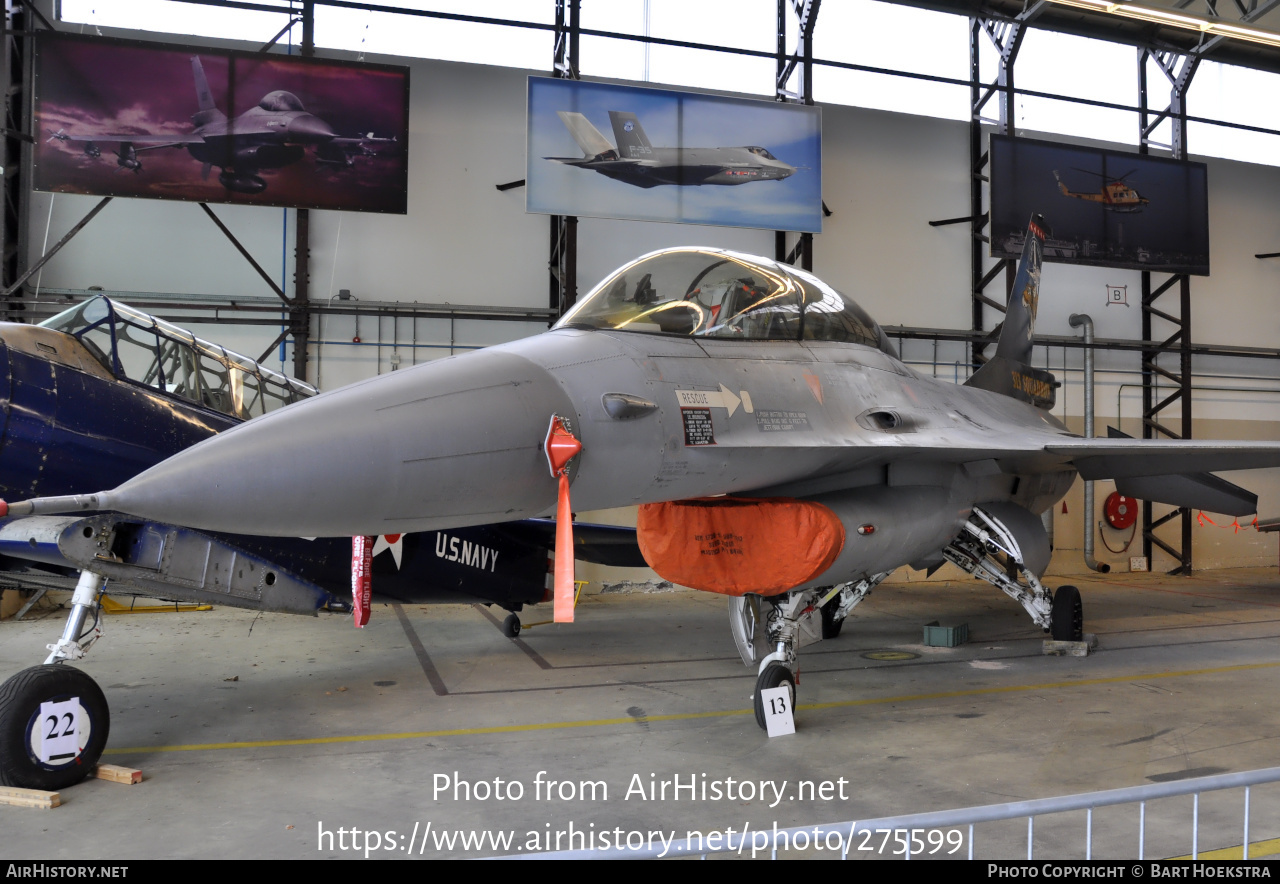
(502, 613), (521, 638)
(1050, 585), (1084, 642)
(0, 664), (109, 790)
(753, 663), (795, 731)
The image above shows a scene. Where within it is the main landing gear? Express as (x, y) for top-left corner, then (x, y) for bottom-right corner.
(943, 506), (1084, 642)
(729, 573), (889, 731)
(0, 571), (111, 789)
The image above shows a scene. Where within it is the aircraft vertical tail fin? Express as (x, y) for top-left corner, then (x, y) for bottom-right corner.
(964, 214), (1057, 409)
(191, 56), (216, 112)
(556, 111), (614, 158)
(608, 111), (654, 159)
(190, 56), (225, 128)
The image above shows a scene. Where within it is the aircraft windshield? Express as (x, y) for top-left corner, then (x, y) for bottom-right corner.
(41, 296), (316, 420)
(556, 248), (898, 355)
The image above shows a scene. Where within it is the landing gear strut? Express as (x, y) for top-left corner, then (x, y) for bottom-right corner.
(943, 507), (1083, 642)
(730, 572), (888, 731)
(0, 571), (111, 789)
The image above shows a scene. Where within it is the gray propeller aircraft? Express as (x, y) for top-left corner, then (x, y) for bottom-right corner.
(546, 110), (796, 188)
(48, 56), (392, 194)
(8, 215), (1280, 737)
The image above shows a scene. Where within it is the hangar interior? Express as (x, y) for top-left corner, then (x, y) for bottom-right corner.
(4, 0), (1280, 861)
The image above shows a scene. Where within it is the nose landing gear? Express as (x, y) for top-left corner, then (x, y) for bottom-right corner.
(0, 571), (111, 789)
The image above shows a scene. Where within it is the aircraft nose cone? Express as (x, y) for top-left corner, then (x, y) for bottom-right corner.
(288, 114), (336, 142)
(103, 350), (579, 537)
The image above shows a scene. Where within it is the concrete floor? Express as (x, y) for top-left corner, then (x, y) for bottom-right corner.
(3, 568), (1280, 860)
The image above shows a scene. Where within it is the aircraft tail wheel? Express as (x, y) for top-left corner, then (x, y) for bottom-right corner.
(753, 663), (796, 731)
(502, 613), (521, 638)
(0, 664), (109, 790)
(1050, 585), (1084, 642)
(820, 599), (844, 639)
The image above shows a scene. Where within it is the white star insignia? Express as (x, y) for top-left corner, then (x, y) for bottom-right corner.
(371, 534), (404, 570)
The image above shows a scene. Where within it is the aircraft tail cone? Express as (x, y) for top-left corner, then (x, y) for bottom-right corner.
(545, 415), (583, 624)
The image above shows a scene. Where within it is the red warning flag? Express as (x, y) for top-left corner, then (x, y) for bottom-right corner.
(544, 415), (583, 623)
(351, 535), (374, 628)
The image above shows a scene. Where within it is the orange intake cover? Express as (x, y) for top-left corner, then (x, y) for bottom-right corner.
(637, 498), (845, 596)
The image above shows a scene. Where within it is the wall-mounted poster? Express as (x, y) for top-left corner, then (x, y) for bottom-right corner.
(527, 77), (822, 233)
(990, 134), (1209, 275)
(33, 32), (409, 213)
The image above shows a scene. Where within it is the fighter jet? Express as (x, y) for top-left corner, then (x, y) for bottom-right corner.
(0, 295), (640, 789)
(47, 56), (393, 194)
(9, 214), (1280, 741)
(546, 110), (796, 188)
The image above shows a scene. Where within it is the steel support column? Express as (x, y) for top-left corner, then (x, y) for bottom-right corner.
(290, 0), (315, 382)
(775, 0), (819, 271)
(549, 0), (580, 319)
(3, 0), (36, 322)
(1138, 47), (1197, 575)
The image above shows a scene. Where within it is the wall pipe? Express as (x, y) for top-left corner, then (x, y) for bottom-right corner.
(1070, 313), (1110, 573)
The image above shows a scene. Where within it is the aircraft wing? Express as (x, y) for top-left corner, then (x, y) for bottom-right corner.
(1044, 438), (1280, 480)
(52, 132), (204, 145)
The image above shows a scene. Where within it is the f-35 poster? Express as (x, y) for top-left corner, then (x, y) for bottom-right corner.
(33, 32), (409, 213)
(990, 134), (1208, 275)
(527, 77), (822, 233)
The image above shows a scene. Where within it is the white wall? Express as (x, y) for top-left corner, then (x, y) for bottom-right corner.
(26, 42), (1280, 570)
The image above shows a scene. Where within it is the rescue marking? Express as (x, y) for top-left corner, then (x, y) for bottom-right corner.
(681, 408), (715, 446)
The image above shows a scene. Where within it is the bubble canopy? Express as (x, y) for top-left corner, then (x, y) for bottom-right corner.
(555, 248), (898, 356)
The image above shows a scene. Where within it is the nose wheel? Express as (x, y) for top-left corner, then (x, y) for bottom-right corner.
(0, 664), (109, 790)
(0, 570), (112, 790)
(753, 663), (795, 730)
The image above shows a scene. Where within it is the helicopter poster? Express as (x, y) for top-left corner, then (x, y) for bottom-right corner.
(989, 134), (1208, 276)
(33, 32), (409, 214)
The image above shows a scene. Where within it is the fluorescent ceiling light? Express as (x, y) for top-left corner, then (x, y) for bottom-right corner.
(1048, 0), (1280, 48)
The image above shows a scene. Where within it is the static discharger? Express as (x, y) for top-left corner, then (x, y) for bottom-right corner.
(545, 414), (583, 623)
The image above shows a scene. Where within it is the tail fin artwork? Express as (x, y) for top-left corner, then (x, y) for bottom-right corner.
(965, 214), (1058, 409)
(556, 111), (615, 159)
(608, 111), (653, 159)
(190, 56), (224, 129)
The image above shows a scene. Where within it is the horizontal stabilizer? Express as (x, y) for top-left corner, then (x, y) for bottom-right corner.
(1116, 472), (1258, 517)
(1046, 436), (1280, 479)
(964, 355), (1057, 410)
(1101, 426), (1258, 516)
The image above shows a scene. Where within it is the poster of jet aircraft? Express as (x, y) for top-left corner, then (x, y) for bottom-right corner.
(33, 32), (409, 213)
(990, 134), (1208, 275)
(527, 77), (821, 232)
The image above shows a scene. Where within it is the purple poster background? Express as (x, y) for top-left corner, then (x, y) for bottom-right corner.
(34, 32), (409, 213)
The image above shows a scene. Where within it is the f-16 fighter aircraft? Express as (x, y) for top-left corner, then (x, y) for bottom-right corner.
(9, 215), (1280, 742)
(546, 110), (796, 188)
(47, 56), (393, 195)
(0, 296), (640, 789)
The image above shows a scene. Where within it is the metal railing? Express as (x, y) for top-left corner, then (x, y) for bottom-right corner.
(493, 765), (1280, 860)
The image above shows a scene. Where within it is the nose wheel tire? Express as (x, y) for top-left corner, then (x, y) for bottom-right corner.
(753, 664), (796, 731)
(1050, 585), (1083, 642)
(0, 664), (110, 790)
(502, 613), (521, 638)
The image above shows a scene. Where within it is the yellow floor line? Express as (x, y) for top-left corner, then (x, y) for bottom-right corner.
(1168, 836), (1280, 860)
(102, 659), (1280, 757)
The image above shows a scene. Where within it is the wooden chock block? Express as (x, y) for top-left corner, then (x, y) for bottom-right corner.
(0, 786), (61, 809)
(92, 764), (142, 785)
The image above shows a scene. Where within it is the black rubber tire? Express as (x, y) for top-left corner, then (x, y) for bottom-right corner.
(502, 613), (521, 638)
(753, 663), (796, 731)
(1050, 585), (1084, 642)
(820, 597), (844, 639)
(0, 664), (109, 790)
